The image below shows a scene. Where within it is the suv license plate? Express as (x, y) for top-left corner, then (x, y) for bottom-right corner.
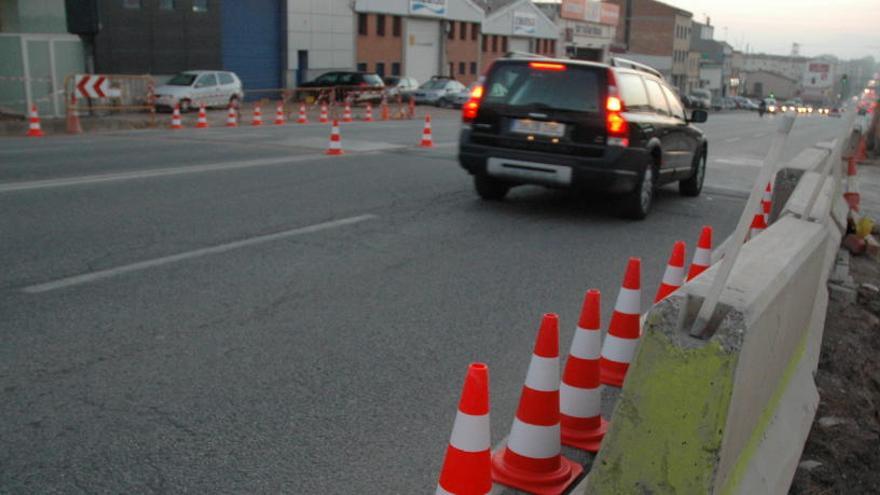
(511, 119), (565, 137)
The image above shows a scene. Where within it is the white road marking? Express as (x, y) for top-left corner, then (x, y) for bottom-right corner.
(22, 214), (377, 294)
(712, 157), (764, 168)
(724, 137), (742, 143)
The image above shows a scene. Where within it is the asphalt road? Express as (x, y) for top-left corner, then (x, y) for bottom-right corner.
(0, 110), (845, 493)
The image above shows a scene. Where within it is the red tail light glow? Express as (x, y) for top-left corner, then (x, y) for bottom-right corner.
(462, 85), (484, 122)
(605, 69), (629, 147)
(529, 62), (566, 71)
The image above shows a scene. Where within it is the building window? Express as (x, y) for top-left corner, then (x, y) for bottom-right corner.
(459, 21), (466, 40)
(482, 35), (487, 52)
(392, 62), (401, 76)
(393, 16), (401, 37)
(550, 40), (555, 54)
(502, 36), (508, 52)
(159, 0), (174, 9)
(491, 35), (497, 52)
(448, 62), (454, 77)
(357, 62), (367, 72)
(470, 62), (477, 75)
(448, 21), (455, 40)
(471, 23), (478, 41)
(192, 0), (207, 12)
(377, 14), (385, 36)
(123, 0), (141, 9)
(358, 14), (368, 36)
(376, 62), (385, 77)
(459, 62), (466, 75)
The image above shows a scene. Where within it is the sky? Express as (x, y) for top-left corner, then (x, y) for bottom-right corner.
(668, 0), (880, 60)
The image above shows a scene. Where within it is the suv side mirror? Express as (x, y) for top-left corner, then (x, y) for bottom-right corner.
(689, 109), (708, 123)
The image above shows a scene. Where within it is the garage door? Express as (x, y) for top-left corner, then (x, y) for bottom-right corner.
(221, 0), (283, 93)
(509, 37), (530, 53)
(405, 19), (440, 84)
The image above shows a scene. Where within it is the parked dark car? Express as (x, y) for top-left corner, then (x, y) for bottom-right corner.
(296, 71), (385, 103)
(458, 57), (709, 219)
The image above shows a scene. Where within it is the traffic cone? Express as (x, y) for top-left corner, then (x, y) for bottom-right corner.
(226, 103), (238, 127)
(342, 102), (353, 123)
(420, 114), (434, 148)
(687, 226), (713, 281)
(196, 103), (209, 129)
(66, 94), (83, 135)
(492, 314), (583, 495)
(26, 104), (44, 137)
(654, 241), (686, 303)
(599, 258), (642, 388)
(560, 290), (608, 453)
(381, 98), (390, 121)
(843, 156), (860, 211)
(746, 213), (767, 242)
(274, 102), (285, 125)
(297, 104), (308, 124)
(252, 104), (263, 126)
(364, 103), (374, 122)
(436, 363), (492, 495)
(170, 104), (183, 130)
(761, 182), (772, 223)
(408, 97), (416, 119)
(319, 104), (329, 124)
(326, 120), (344, 156)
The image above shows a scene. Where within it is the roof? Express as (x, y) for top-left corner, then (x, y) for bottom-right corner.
(742, 69), (800, 84)
(472, 0), (517, 13)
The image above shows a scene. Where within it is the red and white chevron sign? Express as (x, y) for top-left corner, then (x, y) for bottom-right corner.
(75, 74), (109, 98)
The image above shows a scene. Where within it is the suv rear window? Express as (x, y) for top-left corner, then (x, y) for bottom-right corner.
(617, 73), (650, 111)
(483, 62), (601, 113)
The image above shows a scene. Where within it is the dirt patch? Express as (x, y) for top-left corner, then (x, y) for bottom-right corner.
(790, 255), (880, 494)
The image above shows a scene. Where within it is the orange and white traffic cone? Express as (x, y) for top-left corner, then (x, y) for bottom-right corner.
(420, 114), (434, 148)
(326, 120), (344, 156)
(342, 102), (353, 123)
(26, 104), (45, 137)
(226, 103), (238, 127)
(196, 103), (209, 129)
(170, 104), (183, 130)
(687, 226), (713, 281)
(654, 241), (686, 303)
(364, 103), (374, 122)
(319, 104), (329, 124)
(560, 290), (608, 453)
(599, 258), (641, 388)
(408, 97), (416, 119)
(274, 102), (285, 125)
(435, 363), (492, 495)
(252, 104), (263, 126)
(492, 314), (583, 495)
(66, 94), (83, 135)
(746, 213), (767, 242)
(761, 182), (772, 223)
(382, 102), (390, 121)
(843, 156), (860, 211)
(297, 104), (308, 124)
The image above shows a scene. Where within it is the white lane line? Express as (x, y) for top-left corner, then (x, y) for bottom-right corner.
(724, 137), (742, 143)
(22, 214), (377, 294)
(712, 157), (764, 167)
(0, 155), (320, 193)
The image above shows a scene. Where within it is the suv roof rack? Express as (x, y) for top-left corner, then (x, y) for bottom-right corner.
(502, 51), (546, 59)
(609, 57), (664, 80)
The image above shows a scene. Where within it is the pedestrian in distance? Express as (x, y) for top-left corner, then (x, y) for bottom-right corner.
(758, 99), (766, 118)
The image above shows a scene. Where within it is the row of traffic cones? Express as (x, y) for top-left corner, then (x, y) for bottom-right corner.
(323, 115), (434, 155)
(171, 101), (381, 130)
(436, 227), (715, 495)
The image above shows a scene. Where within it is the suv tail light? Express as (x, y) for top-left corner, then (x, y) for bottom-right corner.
(462, 84), (484, 123)
(605, 69), (629, 147)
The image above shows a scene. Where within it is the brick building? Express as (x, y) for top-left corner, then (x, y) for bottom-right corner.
(479, 0), (558, 68)
(536, 0), (618, 63)
(354, 0), (483, 85)
(606, 0), (692, 92)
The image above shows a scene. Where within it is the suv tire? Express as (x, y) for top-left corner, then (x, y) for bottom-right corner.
(474, 175), (510, 201)
(621, 163), (655, 220)
(679, 149), (706, 197)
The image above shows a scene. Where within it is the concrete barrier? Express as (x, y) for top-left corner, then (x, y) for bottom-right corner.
(770, 146), (831, 223)
(579, 159), (846, 493)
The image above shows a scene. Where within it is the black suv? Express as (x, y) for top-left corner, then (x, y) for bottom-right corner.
(296, 71), (385, 103)
(458, 57), (708, 219)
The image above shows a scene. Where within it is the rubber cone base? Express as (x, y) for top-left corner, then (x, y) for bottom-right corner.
(27, 129), (44, 137)
(326, 149), (344, 156)
(561, 417), (608, 453)
(491, 450), (583, 495)
(599, 358), (628, 388)
(420, 140), (433, 148)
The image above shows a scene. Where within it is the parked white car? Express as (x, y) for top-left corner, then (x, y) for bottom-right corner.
(412, 78), (466, 105)
(154, 70), (244, 112)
